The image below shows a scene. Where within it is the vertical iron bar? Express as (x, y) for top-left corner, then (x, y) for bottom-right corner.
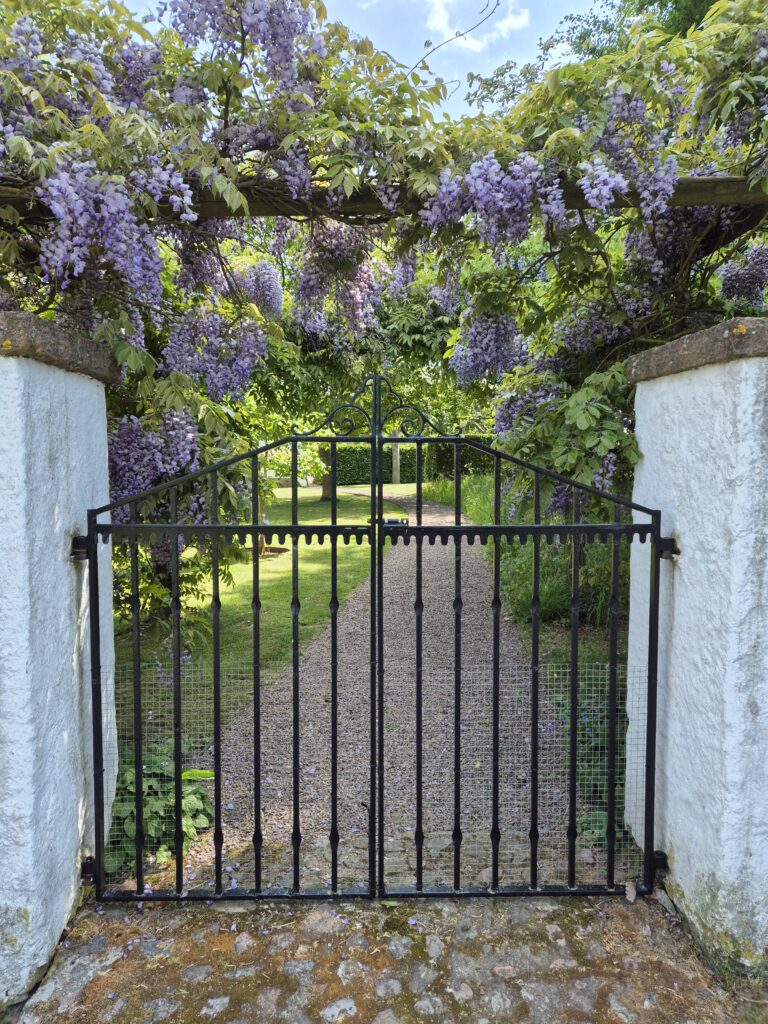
(414, 440), (424, 891)
(329, 442), (340, 892)
(129, 504), (145, 895)
(490, 459), (501, 890)
(368, 388), (378, 898)
(567, 492), (580, 888)
(169, 487), (184, 895)
(376, 378), (386, 895)
(251, 456), (262, 892)
(606, 504), (621, 888)
(530, 475), (541, 889)
(291, 441), (302, 891)
(453, 442), (463, 891)
(87, 512), (105, 899)
(211, 472), (223, 895)
(641, 513), (662, 893)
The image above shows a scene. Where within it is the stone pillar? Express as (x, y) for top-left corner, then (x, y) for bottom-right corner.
(0, 313), (119, 1006)
(626, 318), (768, 976)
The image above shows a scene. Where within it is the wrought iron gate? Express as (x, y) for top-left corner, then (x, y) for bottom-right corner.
(86, 375), (665, 902)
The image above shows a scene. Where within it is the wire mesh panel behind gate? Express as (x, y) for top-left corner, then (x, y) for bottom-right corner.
(87, 375), (663, 902)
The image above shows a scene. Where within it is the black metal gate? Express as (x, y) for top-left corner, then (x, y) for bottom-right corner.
(86, 375), (665, 902)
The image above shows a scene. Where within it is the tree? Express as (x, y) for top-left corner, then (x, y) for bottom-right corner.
(466, 0), (716, 109)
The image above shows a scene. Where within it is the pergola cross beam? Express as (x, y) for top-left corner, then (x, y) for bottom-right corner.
(2, 174), (768, 225)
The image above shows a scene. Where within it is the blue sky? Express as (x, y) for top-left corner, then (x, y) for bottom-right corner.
(130, 0), (592, 114)
(322, 0), (592, 111)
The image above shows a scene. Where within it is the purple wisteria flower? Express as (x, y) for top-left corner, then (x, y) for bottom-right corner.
(720, 245), (768, 305)
(450, 312), (525, 386)
(230, 261), (283, 318)
(162, 310), (267, 401)
(577, 155), (628, 213)
(108, 410), (199, 517)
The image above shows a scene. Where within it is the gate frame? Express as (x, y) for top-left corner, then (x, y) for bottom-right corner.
(86, 374), (668, 902)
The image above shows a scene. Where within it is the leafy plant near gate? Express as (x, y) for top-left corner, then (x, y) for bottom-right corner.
(500, 535), (630, 627)
(553, 681), (629, 850)
(105, 745), (214, 877)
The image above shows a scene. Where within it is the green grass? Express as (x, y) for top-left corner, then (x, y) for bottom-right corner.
(523, 620), (626, 665)
(422, 473), (495, 523)
(114, 486), (402, 737)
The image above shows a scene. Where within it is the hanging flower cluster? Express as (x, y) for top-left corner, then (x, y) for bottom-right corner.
(294, 221), (381, 341)
(230, 261), (284, 318)
(159, 0), (314, 90)
(108, 410), (200, 518)
(720, 245), (768, 305)
(449, 311), (526, 386)
(162, 311), (267, 400)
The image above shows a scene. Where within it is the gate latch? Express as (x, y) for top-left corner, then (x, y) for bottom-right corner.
(658, 537), (679, 560)
(71, 536), (88, 561)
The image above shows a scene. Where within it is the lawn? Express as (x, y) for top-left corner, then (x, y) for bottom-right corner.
(113, 486), (403, 739)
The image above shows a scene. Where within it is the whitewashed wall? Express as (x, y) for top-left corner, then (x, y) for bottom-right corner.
(627, 319), (768, 976)
(0, 316), (117, 1006)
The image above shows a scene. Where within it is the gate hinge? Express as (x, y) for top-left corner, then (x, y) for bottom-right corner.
(80, 855), (96, 879)
(658, 537), (679, 560)
(71, 535), (88, 561)
(653, 849), (669, 872)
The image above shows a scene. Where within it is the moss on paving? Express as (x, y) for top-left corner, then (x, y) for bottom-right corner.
(19, 894), (766, 1024)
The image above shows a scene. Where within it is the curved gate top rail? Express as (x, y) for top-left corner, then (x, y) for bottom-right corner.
(85, 375), (668, 903)
(89, 374), (661, 521)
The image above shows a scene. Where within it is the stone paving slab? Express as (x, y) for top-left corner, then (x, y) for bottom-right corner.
(11, 893), (764, 1023)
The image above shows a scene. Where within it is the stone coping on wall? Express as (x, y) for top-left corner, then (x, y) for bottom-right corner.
(0, 311), (120, 386)
(627, 317), (768, 384)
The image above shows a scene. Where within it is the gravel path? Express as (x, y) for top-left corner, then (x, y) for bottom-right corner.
(135, 496), (640, 894)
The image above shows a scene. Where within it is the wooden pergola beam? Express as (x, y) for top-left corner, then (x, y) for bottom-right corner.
(152, 175), (768, 220)
(562, 175), (768, 211)
(2, 175), (768, 226)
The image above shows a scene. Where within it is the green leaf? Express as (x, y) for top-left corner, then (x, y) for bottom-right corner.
(8, 136), (33, 163)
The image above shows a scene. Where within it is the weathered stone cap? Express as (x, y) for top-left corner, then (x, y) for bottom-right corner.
(627, 317), (768, 383)
(0, 310), (120, 386)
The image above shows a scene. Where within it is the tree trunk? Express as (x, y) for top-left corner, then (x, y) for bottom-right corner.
(391, 435), (400, 485)
(319, 445), (332, 501)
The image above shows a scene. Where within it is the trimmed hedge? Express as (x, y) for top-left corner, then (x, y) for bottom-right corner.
(423, 438), (495, 480)
(335, 443), (419, 485)
(334, 440), (494, 485)
(336, 444), (372, 485)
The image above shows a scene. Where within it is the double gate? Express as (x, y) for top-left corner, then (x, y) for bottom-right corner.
(87, 375), (665, 901)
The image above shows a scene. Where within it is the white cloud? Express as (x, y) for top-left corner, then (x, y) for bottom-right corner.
(425, 0), (529, 52)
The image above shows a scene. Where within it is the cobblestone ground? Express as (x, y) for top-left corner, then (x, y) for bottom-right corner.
(13, 893), (765, 1023)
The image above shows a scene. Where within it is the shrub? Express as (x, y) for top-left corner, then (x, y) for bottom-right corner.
(335, 443), (418, 485)
(556, 678), (630, 848)
(105, 744), (214, 876)
(499, 535), (629, 625)
(423, 438), (495, 480)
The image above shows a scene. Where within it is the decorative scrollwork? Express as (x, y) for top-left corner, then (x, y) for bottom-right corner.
(380, 402), (451, 438)
(292, 376), (375, 436)
(294, 374), (450, 438)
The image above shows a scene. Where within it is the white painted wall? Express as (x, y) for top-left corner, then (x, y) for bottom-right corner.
(0, 356), (116, 1005)
(627, 356), (768, 973)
